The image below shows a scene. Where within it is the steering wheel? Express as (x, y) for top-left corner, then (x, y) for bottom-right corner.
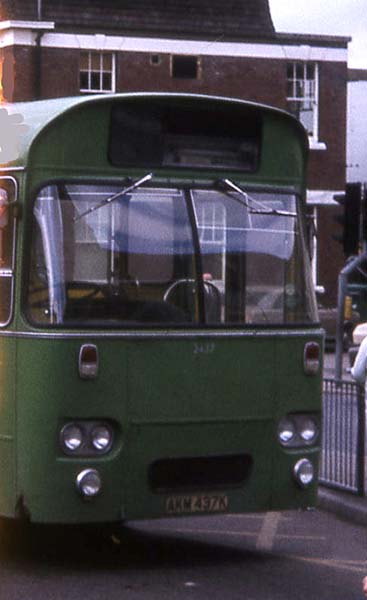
(163, 279), (196, 303)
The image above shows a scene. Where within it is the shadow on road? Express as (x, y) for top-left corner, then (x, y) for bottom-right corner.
(0, 518), (271, 572)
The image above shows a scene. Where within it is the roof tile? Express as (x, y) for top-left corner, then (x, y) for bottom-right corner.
(1, 0), (275, 39)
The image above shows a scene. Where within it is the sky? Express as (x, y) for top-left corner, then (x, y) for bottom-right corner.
(269, 0), (367, 69)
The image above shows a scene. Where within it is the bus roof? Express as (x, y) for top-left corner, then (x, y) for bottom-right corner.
(1, 95), (87, 167)
(0, 93), (308, 170)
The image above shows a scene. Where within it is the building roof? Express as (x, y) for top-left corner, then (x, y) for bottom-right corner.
(0, 0), (276, 40)
(349, 69), (367, 82)
(276, 32), (351, 49)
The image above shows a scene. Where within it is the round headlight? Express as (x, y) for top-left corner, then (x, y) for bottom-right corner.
(61, 423), (83, 452)
(76, 469), (102, 498)
(293, 459), (314, 487)
(299, 418), (318, 443)
(278, 418), (295, 445)
(91, 425), (112, 452)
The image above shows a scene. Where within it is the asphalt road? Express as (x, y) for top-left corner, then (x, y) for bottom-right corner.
(0, 507), (366, 600)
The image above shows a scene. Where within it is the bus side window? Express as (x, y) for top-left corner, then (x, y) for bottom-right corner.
(0, 180), (16, 325)
(0, 189), (10, 266)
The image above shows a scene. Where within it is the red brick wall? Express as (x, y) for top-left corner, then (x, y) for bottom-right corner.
(116, 53), (287, 107)
(11, 46), (37, 101)
(41, 48), (79, 98)
(3, 46), (80, 100)
(12, 48), (289, 106)
(307, 61), (348, 191)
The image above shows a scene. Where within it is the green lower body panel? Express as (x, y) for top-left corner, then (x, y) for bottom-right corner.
(18, 420), (319, 524)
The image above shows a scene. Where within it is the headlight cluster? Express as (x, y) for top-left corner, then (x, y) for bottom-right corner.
(277, 414), (319, 448)
(60, 421), (114, 456)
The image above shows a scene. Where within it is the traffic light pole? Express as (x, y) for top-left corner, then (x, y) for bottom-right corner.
(335, 252), (367, 380)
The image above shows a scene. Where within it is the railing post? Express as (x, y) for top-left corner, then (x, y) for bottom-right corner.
(357, 384), (366, 496)
(335, 253), (367, 380)
(320, 378), (365, 495)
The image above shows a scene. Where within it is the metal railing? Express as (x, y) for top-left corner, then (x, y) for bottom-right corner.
(320, 378), (365, 495)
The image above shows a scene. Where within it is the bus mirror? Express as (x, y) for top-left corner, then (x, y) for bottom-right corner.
(0, 189), (9, 229)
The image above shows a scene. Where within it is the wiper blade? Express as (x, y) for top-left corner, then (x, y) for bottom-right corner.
(217, 178), (252, 210)
(73, 172), (154, 222)
(218, 178), (297, 218)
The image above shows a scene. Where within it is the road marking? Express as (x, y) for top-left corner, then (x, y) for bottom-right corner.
(223, 514), (264, 520)
(288, 555), (367, 574)
(151, 525), (325, 543)
(223, 513), (292, 521)
(141, 521), (363, 575)
(256, 512), (282, 551)
(152, 527), (259, 538)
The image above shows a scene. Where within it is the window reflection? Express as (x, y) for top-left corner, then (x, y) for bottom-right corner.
(27, 183), (317, 327)
(0, 178), (16, 325)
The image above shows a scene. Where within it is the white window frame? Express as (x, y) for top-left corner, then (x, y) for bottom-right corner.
(286, 62), (319, 142)
(79, 51), (116, 94)
(196, 202), (226, 283)
(307, 206), (319, 288)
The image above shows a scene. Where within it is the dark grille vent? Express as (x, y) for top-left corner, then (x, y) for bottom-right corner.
(149, 454), (253, 493)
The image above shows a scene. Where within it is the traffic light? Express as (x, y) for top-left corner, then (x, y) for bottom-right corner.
(333, 183), (363, 257)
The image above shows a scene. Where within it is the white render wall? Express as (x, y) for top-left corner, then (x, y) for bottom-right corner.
(347, 80), (367, 182)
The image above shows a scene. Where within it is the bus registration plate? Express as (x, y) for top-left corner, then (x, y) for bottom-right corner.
(166, 494), (229, 515)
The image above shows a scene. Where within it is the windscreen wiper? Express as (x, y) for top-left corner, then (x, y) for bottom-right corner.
(73, 172), (154, 222)
(218, 178), (297, 218)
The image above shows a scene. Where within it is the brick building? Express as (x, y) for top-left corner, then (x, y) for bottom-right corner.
(0, 0), (351, 304)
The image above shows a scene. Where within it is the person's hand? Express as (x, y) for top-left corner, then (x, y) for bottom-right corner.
(362, 576), (367, 596)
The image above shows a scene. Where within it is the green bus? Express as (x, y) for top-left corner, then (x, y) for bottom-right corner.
(0, 93), (323, 524)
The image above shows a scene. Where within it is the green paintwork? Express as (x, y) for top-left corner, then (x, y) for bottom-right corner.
(4, 93), (308, 186)
(12, 333), (322, 523)
(0, 94), (322, 524)
(0, 336), (16, 516)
